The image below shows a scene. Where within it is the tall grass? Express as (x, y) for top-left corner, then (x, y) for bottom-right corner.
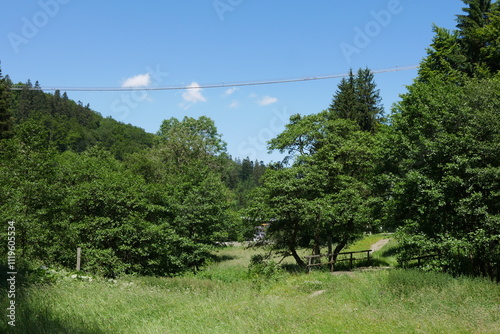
(2, 268), (499, 333)
(1, 242), (499, 333)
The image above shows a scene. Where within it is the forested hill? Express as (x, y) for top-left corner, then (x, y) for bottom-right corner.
(0, 71), (266, 277)
(2, 78), (155, 159)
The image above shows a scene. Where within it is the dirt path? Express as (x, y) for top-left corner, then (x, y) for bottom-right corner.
(329, 238), (392, 276)
(370, 238), (391, 252)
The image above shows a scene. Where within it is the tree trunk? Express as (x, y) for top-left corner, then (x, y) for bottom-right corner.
(331, 238), (349, 266)
(290, 246), (306, 268)
(312, 233), (321, 264)
(327, 236), (333, 256)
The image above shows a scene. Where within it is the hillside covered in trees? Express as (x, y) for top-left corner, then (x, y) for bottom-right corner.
(0, 70), (265, 276)
(1, 0), (499, 281)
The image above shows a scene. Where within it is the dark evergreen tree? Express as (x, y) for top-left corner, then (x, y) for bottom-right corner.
(457, 0), (492, 65)
(329, 68), (383, 132)
(252, 160), (266, 185)
(16, 80), (34, 122)
(355, 68), (384, 132)
(0, 64), (14, 140)
(240, 157), (253, 182)
(329, 69), (357, 122)
(419, 0), (500, 81)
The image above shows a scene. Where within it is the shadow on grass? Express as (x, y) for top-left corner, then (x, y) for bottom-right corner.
(0, 263), (106, 334)
(301, 258), (394, 273)
(280, 263), (308, 274)
(379, 244), (403, 258)
(209, 253), (237, 263)
(385, 268), (455, 297)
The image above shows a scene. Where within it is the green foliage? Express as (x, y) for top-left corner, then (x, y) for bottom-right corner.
(0, 105), (238, 277)
(2, 1), (499, 285)
(419, 0), (500, 82)
(251, 69), (383, 267)
(0, 68), (14, 141)
(222, 157), (266, 211)
(386, 75), (500, 280)
(141, 116), (237, 245)
(94, 117), (155, 159)
(7, 79), (154, 158)
(417, 26), (470, 84)
(457, 0), (494, 66)
(156, 115), (226, 168)
(247, 254), (282, 281)
(329, 68), (384, 132)
(250, 99), (379, 267)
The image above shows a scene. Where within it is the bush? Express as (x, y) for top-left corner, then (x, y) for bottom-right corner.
(247, 254), (282, 281)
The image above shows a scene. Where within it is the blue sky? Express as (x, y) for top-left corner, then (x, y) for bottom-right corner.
(2, 0), (465, 163)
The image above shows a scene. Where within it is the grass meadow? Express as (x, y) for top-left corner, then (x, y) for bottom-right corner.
(1, 235), (500, 333)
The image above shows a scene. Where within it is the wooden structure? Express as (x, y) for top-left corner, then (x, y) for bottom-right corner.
(305, 250), (372, 273)
(76, 247), (81, 271)
(404, 253), (440, 267)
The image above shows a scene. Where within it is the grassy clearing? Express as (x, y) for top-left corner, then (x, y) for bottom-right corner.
(1, 239), (499, 333)
(2, 267), (499, 333)
(345, 233), (392, 252)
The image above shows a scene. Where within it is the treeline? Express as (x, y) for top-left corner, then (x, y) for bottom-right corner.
(245, 0), (500, 281)
(0, 72), (264, 277)
(1, 0), (499, 281)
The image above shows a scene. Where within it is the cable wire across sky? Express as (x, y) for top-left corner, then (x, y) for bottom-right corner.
(9, 65), (419, 92)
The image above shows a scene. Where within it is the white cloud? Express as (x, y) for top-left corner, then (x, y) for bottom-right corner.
(122, 73), (151, 87)
(228, 100), (239, 108)
(179, 82), (206, 109)
(224, 87), (238, 96)
(258, 96), (278, 106)
(182, 82), (206, 102)
(248, 92), (258, 99)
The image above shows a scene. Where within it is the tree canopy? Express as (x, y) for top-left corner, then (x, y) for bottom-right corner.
(384, 0), (500, 280)
(419, 0), (500, 82)
(248, 68), (382, 269)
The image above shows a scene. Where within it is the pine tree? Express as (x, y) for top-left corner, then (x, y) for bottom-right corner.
(355, 68), (384, 132)
(329, 69), (357, 122)
(457, 0), (493, 71)
(0, 63), (14, 140)
(457, 0), (492, 41)
(329, 68), (383, 132)
(419, 0), (500, 81)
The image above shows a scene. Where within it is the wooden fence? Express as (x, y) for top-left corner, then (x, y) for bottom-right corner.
(404, 253), (440, 267)
(305, 250), (372, 272)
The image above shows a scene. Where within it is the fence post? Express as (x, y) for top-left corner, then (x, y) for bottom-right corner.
(76, 247), (81, 271)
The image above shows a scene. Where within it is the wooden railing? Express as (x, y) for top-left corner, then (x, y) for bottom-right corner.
(404, 253), (440, 267)
(305, 250), (372, 272)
